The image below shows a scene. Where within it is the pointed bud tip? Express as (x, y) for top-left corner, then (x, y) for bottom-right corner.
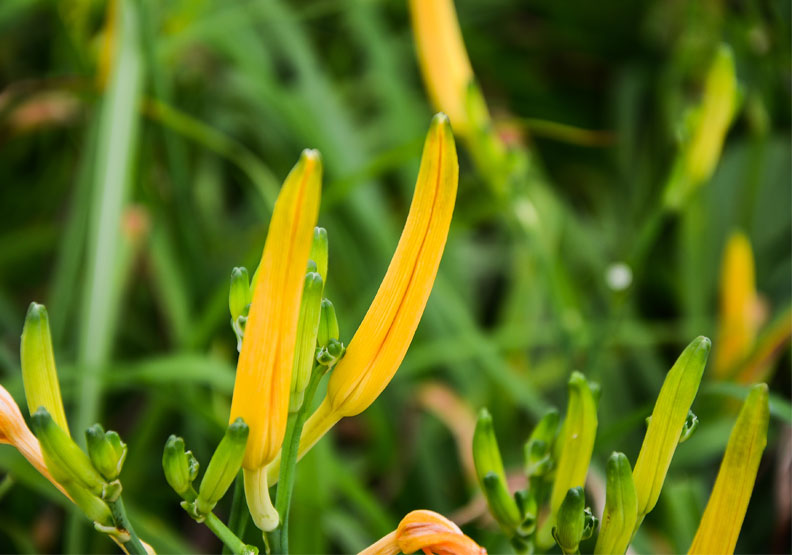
(300, 148), (322, 165)
(305, 272), (323, 289)
(25, 302), (48, 323)
(477, 407), (492, 423)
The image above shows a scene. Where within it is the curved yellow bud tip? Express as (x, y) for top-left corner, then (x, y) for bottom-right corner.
(714, 231), (760, 377)
(360, 509), (486, 555)
(689, 383), (769, 555)
(409, 0), (474, 135)
(229, 149), (322, 470)
(326, 114), (458, 418)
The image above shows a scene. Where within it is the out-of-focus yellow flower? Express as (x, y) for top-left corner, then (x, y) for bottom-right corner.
(714, 232), (763, 378)
(360, 509), (486, 555)
(289, 114), (457, 469)
(633, 337), (710, 519)
(228, 150), (321, 531)
(0, 385), (68, 497)
(735, 306), (791, 384)
(665, 44), (739, 208)
(408, 0), (475, 135)
(688, 383), (769, 555)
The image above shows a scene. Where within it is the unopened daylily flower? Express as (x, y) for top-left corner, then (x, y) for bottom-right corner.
(227, 149), (322, 531)
(689, 383), (769, 554)
(360, 509), (486, 555)
(284, 114), (457, 474)
(714, 232), (762, 378)
(408, 0), (475, 136)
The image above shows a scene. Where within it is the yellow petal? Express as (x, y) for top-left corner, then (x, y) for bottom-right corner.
(326, 113), (457, 419)
(0, 385), (69, 498)
(229, 149), (322, 470)
(714, 231), (761, 377)
(409, 0), (474, 135)
(360, 509), (486, 555)
(688, 383), (769, 555)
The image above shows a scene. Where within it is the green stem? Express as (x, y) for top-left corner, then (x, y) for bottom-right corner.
(273, 366), (327, 554)
(204, 511), (255, 555)
(224, 473), (249, 555)
(107, 497), (147, 555)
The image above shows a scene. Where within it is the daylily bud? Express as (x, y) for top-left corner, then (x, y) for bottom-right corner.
(473, 409), (521, 535)
(538, 372), (598, 549)
(317, 299), (340, 348)
(85, 424), (127, 481)
(64, 481), (113, 526)
(524, 408), (559, 478)
(553, 487), (586, 555)
(689, 384), (769, 554)
(163, 435), (199, 501)
(679, 411), (699, 444)
(290, 273), (324, 412)
(229, 267), (251, 323)
(20, 303), (69, 435)
(633, 336), (710, 518)
(197, 418), (249, 515)
(31, 408), (106, 497)
(230, 149), (322, 473)
(594, 453), (638, 555)
(310, 227), (329, 283)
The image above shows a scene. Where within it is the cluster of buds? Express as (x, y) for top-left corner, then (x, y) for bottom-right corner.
(0, 303), (148, 552)
(471, 334), (770, 554)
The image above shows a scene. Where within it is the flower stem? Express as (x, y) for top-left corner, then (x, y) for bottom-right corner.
(273, 365), (328, 554)
(204, 511), (257, 555)
(107, 496), (147, 555)
(224, 473), (249, 554)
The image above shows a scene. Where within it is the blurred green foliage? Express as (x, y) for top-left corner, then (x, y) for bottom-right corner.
(0, 0), (789, 553)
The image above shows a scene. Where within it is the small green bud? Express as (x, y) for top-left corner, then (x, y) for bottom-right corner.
(229, 267), (251, 322)
(594, 452), (637, 555)
(86, 424), (127, 481)
(317, 299), (339, 348)
(474, 408), (521, 536)
(316, 338), (344, 367)
(65, 481), (113, 526)
(21, 303), (69, 435)
(524, 408), (559, 477)
(553, 487), (586, 555)
(31, 408), (107, 497)
(290, 273), (324, 412)
(515, 489), (538, 536)
(163, 435), (199, 501)
(310, 227), (329, 283)
(679, 410), (699, 443)
(197, 418), (249, 515)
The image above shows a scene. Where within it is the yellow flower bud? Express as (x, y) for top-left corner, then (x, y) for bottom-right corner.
(229, 149), (322, 471)
(688, 384), (769, 555)
(20, 303), (69, 435)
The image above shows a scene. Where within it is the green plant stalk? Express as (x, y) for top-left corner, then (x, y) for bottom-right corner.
(224, 473), (250, 555)
(273, 365), (327, 554)
(204, 511), (253, 555)
(108, 496), (147, 555)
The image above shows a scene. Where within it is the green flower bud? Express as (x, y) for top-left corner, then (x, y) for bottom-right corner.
(20, 303), (69, 435)
(86, 424), (127, 481)
(310, 227), (329, 283)
(553, 487), (586, 555)
(524, 408), (559, 478)
(316, 338), (344, 367)
(633, 336), (710, 518)
(31, 408), (107, 497)
(594, 452), (638, 555)
(317, 299), (339, 348)
(163, 435), (199, 501)
(290, 273), (324, 412)
(515, 489), (538, 536)
(229, 267), (251, 322)
(474, 408), (521, 536)
(64, 481), (113, 526)
(679, 410), (699, 444)
(197, 418), (249, 515)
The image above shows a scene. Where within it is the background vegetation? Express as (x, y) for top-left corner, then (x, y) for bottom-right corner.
(0, 0), (789, 553)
